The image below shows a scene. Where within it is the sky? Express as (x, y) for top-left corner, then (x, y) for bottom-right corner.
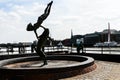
(1, 0), (120, 43)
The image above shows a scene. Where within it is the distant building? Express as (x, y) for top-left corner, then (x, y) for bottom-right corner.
(62, 35), (84, 47)
(84, 29), (120, 46)
(62, 29), (120, 47)
(84, 33), (100, 46)
(62, 39), (71, 46)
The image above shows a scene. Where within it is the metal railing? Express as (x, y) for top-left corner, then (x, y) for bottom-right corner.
(45, 46), (120, 54)
(83, 47), (120, 54)
(0, 46), (120, 55)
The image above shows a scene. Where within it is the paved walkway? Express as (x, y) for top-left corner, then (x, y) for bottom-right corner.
(61, 60), (120, 80)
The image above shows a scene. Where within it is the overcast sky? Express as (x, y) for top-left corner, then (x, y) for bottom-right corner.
(1, 0), (120, 43)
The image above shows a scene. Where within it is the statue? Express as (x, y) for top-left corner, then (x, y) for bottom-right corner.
(26, 1), (53, 65)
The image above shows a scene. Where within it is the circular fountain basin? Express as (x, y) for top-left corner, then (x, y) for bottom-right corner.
(0, 55), (95, 80)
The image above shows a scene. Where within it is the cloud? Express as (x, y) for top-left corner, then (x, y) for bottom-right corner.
(41, 0), (120, 39)
(0, 1), (44, 42)
(1, 0), (120, 42)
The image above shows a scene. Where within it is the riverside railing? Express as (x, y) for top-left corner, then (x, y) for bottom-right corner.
(48, 46), (120, 54)
(83, 47), (120, 54)
(0, 46), (120, 55)
(45, 46), (120, 54)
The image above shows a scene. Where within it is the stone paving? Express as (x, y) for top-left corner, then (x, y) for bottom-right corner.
(61, 60), (120, 80)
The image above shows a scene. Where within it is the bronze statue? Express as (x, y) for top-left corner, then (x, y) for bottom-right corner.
(26, 1), (53, 65)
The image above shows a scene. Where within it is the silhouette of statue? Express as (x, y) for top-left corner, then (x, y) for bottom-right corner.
(26, 1), (53, 65)
(27, 1), (53, 39)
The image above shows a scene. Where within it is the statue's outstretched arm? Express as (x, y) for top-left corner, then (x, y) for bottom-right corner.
(40, 25), (46, 30)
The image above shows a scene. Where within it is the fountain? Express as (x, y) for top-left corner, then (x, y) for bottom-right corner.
(0, 1), (96, 80)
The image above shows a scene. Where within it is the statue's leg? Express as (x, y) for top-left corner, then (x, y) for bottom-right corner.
(43, 57), (47, 65)
(44, 1), (53, 17)
(46, 3), (52, 14)
(44, 4), (49, 14)
(38, 51), (47, 65)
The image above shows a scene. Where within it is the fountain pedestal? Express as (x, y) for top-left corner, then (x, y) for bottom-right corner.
(0, 55), (96, 80)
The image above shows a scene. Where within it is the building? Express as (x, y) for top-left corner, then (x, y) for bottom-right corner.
(84, 29), (120, 46)
(62, 29), (120, 47)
